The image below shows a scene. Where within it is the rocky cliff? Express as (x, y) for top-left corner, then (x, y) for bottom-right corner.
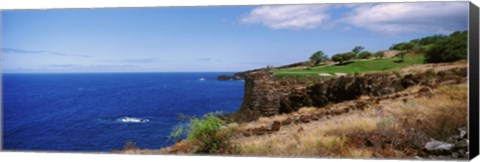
(226, 70), (317, 121)
(227, 67), (467, 122)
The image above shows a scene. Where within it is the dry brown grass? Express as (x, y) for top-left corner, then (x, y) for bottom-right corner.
(387, 83), (468, 139)
(231, 109), (383, 157)
(230, 82), (467, 158)
(397, 61), (466, 74)
(237, 114), (289, 131)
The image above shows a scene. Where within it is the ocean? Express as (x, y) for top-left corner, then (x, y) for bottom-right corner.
(1, 73), (245, 152)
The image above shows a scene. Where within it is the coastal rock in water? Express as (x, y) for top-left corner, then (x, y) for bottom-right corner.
(217, 72), (247, 80)
(217, 75), (233, 80)
(217, 74), (243, 80)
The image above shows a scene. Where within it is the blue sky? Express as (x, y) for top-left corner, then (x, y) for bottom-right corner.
(1, 2), (469, 73)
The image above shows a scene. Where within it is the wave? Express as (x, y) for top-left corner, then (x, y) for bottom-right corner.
(118, 117), (149, 123)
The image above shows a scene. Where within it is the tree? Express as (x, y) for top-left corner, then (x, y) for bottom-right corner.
(389, 42), (415, 51)
(374, 51), (385, 59)
(357, 51), (372, 59)
(342, 52), (356, 62)
(417, 34), (447, 46)
(425, 31), (467, 63)
(388, 34), (447, 54)
(331, 53), (345, 64)
(309, 50), (328, 65)
(352, 46), (365, 57)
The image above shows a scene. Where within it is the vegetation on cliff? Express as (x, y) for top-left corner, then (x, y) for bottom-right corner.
(424, 31), (468, 63)
(272, 30), (466, 78)
(165, 112), (237, 154)
(274, 55), (424, 77)
(390, 30), (467, 63)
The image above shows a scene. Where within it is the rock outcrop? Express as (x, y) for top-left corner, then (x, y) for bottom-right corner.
(228, 67), (467, 122)
(227, 70), (317, 121)
(217, 74), (244, 80)
(422, 127), (469, 159)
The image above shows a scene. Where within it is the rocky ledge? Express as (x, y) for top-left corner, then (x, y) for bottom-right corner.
(217, 74), (245, 80)
(226, 67), (467, 122)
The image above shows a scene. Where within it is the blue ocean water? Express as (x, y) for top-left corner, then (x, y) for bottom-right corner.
(2, 73), (244, 152)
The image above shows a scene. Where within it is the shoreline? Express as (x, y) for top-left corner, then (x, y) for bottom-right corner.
(120, 61), (469, 160)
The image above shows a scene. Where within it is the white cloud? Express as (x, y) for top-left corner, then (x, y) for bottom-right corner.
(341, 2), (468, 34)
(240, 5), (331, 30)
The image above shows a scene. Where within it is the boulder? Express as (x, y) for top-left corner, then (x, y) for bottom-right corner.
(282, 117), (293, 125)
(418, 87), (433, 97)
(271, 121), (281, 131)
(458, 127), (467, 139)
(310, 114), (320, 121)
(424, 139), (454, 155)
(299, 115), (310, 123)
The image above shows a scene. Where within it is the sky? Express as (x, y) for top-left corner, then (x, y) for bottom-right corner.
(1, 1), (469, 73)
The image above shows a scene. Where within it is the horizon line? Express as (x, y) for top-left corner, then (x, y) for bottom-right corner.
(1, 71), (243, 74)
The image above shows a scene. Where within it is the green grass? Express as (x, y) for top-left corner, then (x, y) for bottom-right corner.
(274, 55), (425, 77)
(169, 111), (237, 154)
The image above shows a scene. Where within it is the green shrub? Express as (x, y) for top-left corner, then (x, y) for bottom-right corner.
(357, 51), (372, 59)
(390, 42), (415, 51)
(168, 125), (186, 143)
(420, 44), (435, 54)
(343, 52), (356, 61)
(331, 53), (345, 64)
(416, 34), (447, 46)
(179, 111), (236, 154)
(389, 33), (447, 55)
(425, 31), (467, 63)
(331, 52), (355, 64)
(310, 50), (329, 65)
(373, 51), (385, 59)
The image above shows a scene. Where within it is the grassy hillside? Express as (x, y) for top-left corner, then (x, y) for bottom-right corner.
(231, 83), (467, 158)
(274, 55), (425, 77)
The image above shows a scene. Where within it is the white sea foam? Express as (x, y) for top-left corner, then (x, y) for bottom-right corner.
(119, 117), (149, 123)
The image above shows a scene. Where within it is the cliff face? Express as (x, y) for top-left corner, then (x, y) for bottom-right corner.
(230, 71), (313, 121)
(229, 67), (467, 122)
